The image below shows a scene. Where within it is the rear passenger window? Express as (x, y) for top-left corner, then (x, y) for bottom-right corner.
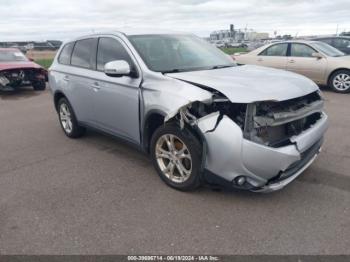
(97, 37), (133, 71)
(260, 44), (288, 56)
(58, 42), (74, 65)
(71, 39), (96, 69)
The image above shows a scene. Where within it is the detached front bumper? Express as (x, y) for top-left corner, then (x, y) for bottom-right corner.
(197, 112), (328, 192)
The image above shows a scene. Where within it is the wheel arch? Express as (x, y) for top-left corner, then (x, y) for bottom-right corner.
(142, 110), (167, 153)
(53, 91), (67, 112)
(327, 68), (350, 85)
(142, 110), (207, 179)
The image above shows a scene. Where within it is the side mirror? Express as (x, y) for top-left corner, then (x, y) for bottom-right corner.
(104, 60), (131, 77)
(312, 52), (323, 59)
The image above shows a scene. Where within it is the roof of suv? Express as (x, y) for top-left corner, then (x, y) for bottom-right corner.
(66, 28), (192, 43)
(76, 28), (190, 39)
(116, 28), (189, 36)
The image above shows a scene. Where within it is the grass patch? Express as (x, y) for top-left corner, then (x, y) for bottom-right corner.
(35, 59), (53, 69)
(220, 47), (247, 55)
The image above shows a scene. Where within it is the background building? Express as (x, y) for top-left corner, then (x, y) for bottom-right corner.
(209, 24), (269, 44)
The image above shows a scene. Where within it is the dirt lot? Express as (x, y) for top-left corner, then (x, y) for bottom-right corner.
(0, 87), (349, 254)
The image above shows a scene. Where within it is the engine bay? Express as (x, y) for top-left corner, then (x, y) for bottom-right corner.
(175, 91), (324, 149)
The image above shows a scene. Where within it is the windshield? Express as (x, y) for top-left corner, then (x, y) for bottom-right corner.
(312, 42), (345, 57)
(128, 34), (235, 73)
(0, 50), (28, 62)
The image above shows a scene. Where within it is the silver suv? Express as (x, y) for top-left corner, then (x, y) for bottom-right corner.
(49, 30), (328, 192)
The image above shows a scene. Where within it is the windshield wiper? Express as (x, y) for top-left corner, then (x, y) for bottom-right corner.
(161, 69), (184, 74)
(162, 64), (235, 74)
(210, 64), (235, 69)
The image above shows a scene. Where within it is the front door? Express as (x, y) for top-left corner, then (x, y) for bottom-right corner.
(90, 37), (142, 144)
(286, 43), (327, 84)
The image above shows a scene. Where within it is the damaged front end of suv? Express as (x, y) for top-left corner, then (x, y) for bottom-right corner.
(154, 67), (328, 192)
(50, 32), (328, 193)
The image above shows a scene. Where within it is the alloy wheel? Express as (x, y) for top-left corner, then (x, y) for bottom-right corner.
(59, 103), (73, 134)
(155, 134), (192, 183)
(333, 73), (350, 91)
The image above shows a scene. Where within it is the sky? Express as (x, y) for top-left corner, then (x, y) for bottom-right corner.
(0, 0), (349, 41)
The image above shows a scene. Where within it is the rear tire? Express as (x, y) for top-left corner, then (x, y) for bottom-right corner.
(329, 70), (350, 93)
(57, 98), (86, 138)
(150, 123), (202, 191)
(33, 81), (46, 91)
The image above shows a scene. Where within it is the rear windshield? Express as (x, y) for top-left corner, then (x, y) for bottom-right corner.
(0, 50), (28, 62)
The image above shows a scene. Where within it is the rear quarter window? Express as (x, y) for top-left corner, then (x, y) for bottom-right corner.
(259, 43), (288, 56)
(58, 42), (74, 65)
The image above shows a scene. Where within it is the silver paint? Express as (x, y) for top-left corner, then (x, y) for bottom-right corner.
(167, 65), (319, 103)
(49, 30), (329, 192)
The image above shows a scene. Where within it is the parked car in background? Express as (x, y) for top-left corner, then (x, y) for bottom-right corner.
(49, 31), (328, 192)
(234, 41), (350, 93)
(313, 36), (350, 54)
(229, 42), (248, 48)
(246, 41), (265, 51)
(0, 48), (47, 91)
(213, 41), (225, 48)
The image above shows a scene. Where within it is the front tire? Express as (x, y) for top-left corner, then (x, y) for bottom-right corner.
(150, 123), (202, 191)
(329, 70), (350, 93)
(57, 98), (86, 138)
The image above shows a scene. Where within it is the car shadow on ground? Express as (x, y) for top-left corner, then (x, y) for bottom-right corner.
(80, 129), (283, 199)
(0, 85), (44, 100)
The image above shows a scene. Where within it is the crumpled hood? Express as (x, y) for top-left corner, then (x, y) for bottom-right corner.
(0, 61), (42, 71)
(166, 65), (319, 103)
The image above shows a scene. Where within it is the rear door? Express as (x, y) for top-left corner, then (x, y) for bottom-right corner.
(68, 38), (98, 123)
(89, 36), (142, 144)
(286, 43), (327, 83)
(51, 42), (74, 96)
(255, 43), (288, 69)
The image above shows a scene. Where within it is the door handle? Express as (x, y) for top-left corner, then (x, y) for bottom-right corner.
(257, 58), (263, 62)
(289, 60), (295, 63)
(63, 75), (69, 82)
(91, 82), (101, 91)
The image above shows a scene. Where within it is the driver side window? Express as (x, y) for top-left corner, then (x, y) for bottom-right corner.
(97, 37), (133, 71)
(260, 43), (288, 56)
(290, 43), (315, 57)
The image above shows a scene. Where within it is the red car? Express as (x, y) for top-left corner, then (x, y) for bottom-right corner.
(0, 48), (47, 91)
